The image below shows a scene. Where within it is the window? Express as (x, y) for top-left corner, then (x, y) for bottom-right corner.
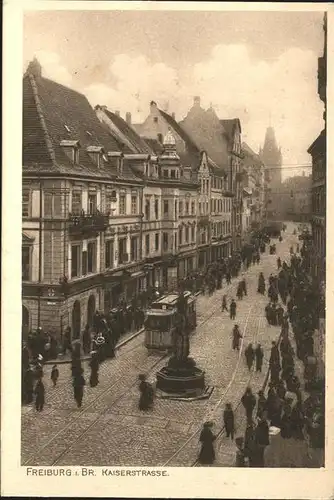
(191, 201), (195, 215)
(175, 200), (178, 219)
(179, 226), (183, 245)
(131, 195), (137, 215)
(130, 237), (138, 261)
(145, 234), (150, 256)
(73, 148), (80, 164)
(163, 232), (168, 251)
(88, 194), (97, 214)
(191, 225), (195, 242)
(163, 200), (169, 217)
(145, 197), (150, 220)
(22, 246), (31, 280)
(105, 239), (114, 269)
(170, 170), (176, 179)
(118, 238), (127, 263)
(71, 245), (81, 278)
(119, 194), (126, 215)
(155, 233), (159, 251)
(199, 202), (202, 215)
(185, 201), (189, 215)
(22, 189), (30, 217)
(82, 250), (88, 275)
(179, 201), (183, 216)
(87, 242), (96, 273)
(211, 199), (214, 213)
(72, 191), (82, 214)
(163, 170), (169, 178)
(155, 199), (159, 219)
(185, 226), (189, 243)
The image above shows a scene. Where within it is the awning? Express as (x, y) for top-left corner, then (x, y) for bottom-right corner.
(130, 271), (145, 279)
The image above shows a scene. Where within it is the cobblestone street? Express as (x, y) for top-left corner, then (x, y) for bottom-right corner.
(22, 229), (297, 467)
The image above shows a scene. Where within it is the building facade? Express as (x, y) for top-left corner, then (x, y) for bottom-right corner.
(134, 101), (233, 265)
(282, 174), (312, 222)
(241, 142), (266, 227)
(307, 12), (326, 379)
(23, 63), (223, 340)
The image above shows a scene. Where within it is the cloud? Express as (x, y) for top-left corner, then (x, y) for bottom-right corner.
(84, 46), (323, 176)
(24, 50), (74, 88)
(28, 46), (323, 178)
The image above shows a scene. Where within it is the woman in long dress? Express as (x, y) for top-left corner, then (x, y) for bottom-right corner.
(198, 422), (216, 465)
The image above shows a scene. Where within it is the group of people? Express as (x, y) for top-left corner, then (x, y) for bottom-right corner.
(197, 225), (325, 467)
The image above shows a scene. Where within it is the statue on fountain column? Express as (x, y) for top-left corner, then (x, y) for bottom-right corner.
(171, 292), (191, 363)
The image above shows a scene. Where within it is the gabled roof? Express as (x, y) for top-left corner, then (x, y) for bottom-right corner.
(101, 108), (152, 155)
(157, 109), (222, 174)
(220, 119), (241, 141)
(23, 67), (141, 182)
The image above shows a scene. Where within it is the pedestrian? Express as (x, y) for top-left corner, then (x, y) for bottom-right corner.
(235, 437), (248, 467)
(236, 282), (243, 300)
(291, 401), (305, 440)
(138, 374), (154, 411)
(89, 351), (99, 387)
(221, 295), (228, 312)
(277, 379), (287, 400)
(51, 364), (59, 387)
(241, 387), (256, 424)
(255, 344), (264, 372)
(230, 299), (237, 320)
(223, 403), (235, 440)
(244, 421), (257, 467)
(73, 369), (85, 408)
(23, 367), (34, 404)
(62, 326), (72, 355)
(257, 390), (267, 418)
(280, 405), (293, 439)
(232, 324), (242, 351)
(82, 324), (91, 355)
(254, 414), (270, 466)
(34, 377), (45, 412)
(277, 257), (282, 269)
(241, 278), (247, 296)
(198, 422), (216, 465)
(245, 343), (255, 371)
(226, 271), (231, 285)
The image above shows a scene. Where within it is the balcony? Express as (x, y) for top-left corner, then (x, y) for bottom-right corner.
(68, 212), (109, 236)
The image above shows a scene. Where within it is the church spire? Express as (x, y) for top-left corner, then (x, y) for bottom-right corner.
(260, 125), (282, 187)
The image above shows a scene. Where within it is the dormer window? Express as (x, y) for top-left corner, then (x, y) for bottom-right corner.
(60, 140), (80, 164)
(87, 145), (105, 168)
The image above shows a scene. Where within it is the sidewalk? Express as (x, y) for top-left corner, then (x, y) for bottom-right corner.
(44, 327), (145, 365)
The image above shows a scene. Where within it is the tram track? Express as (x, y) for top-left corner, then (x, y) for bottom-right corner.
(163, 301), (256, 467)
(23, 278), (239, 466)
(23, 241), (290, 467)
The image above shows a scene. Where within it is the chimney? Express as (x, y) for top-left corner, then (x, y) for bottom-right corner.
(115, 110), (120, 117)
(150, 101), (157, 113)
(26, 57), (42, 79)
(194, 96), (201, 107)
(172, 112), (176, 120)
(126, 112), (132, 125)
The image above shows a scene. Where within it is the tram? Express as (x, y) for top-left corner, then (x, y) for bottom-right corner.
(144, 291), (197, 352)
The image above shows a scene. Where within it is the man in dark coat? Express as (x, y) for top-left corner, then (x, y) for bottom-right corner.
(255, 344), (264, 372)
(245, 343), (255, 371)
(35, 377), (45, 411)
(82, 324), (91, 355)
(257, 390), (267, 418)
(223, 403), (235, 440)
(254, 415), (270, 466)
(73, 369), (85, 408)
(89, 351), (99, 387)
(241, 387), (256, 424)
(232, 325), (242, 351)
(241, 278), (247, 296)
(230, 299), (237, 320)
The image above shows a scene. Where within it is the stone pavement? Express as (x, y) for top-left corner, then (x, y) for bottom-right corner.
(21, 227), (299, 467)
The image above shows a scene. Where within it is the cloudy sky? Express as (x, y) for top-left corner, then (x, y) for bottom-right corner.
(23, 9), (325, 178)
